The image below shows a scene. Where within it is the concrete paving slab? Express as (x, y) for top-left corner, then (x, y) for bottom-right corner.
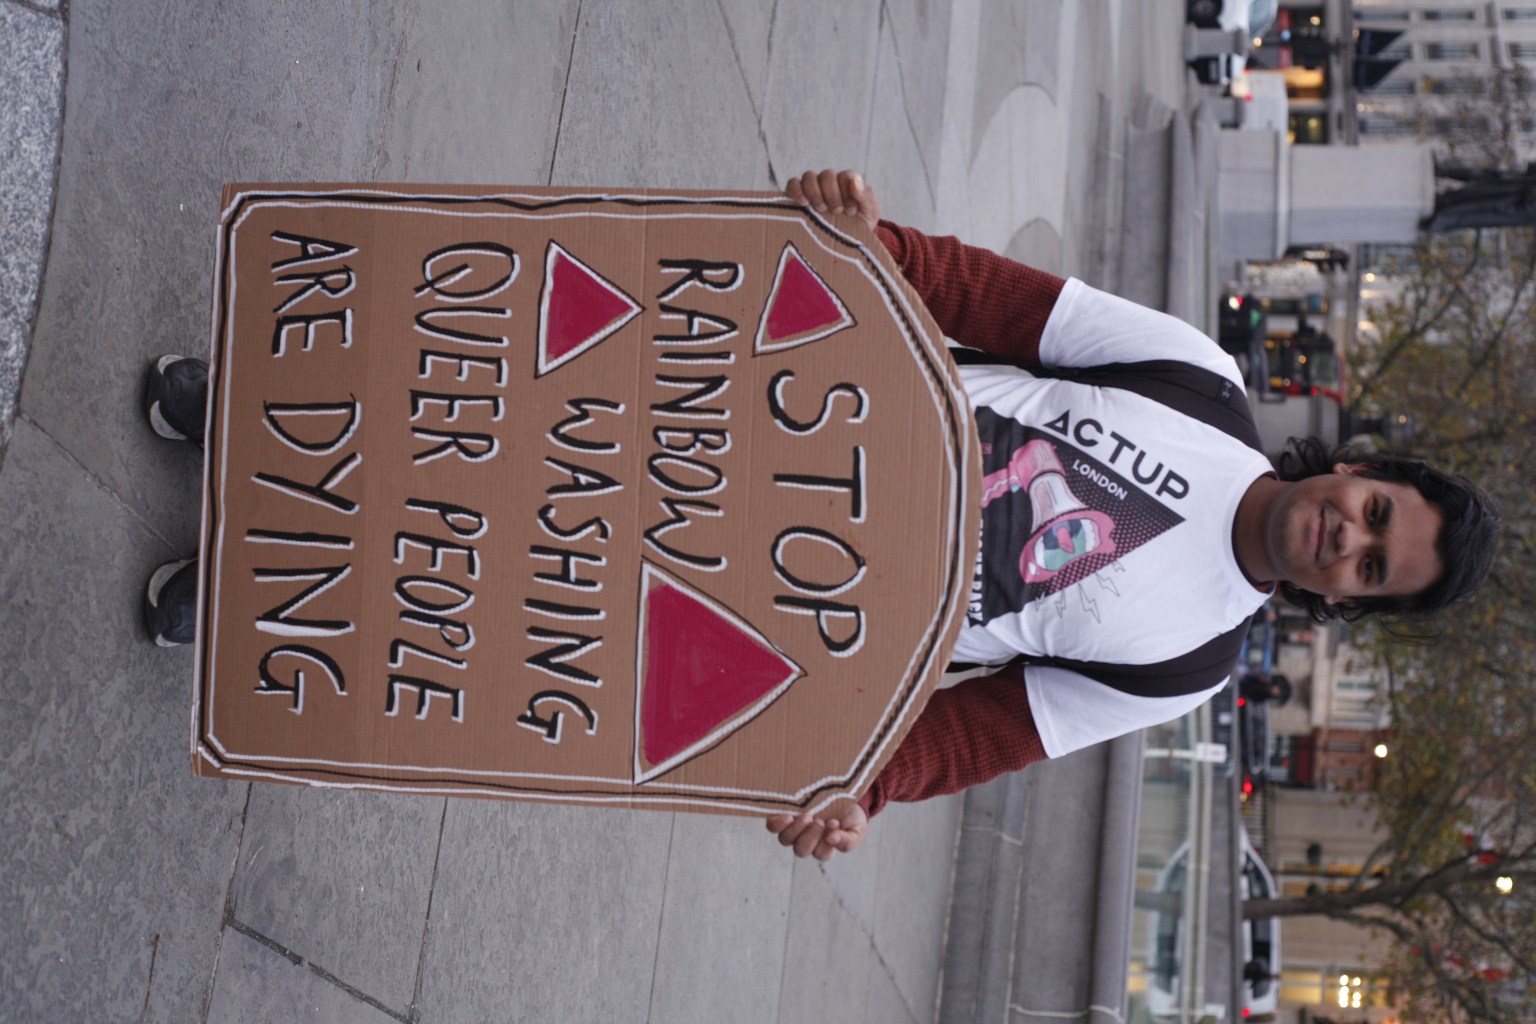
(0, 417), (246, 1022)
(20, 0), (402, 541)
(882, 0), (951, 196)
(817, 814), (884, 936)
(374, 0), (579, 185)
(971, 0), (1059, 166)
(862, 954), (922, 1024)
(229, 785), (444, 1014)
(0, 3), (63, 461)
(930, 0), (981, 233)
(205, 927), (400, 1024)
(759, 0), (882, 183)
(416, 800), (672, 1024)
(1003, 218), (1065, 276)
(1054, 0), (1115, 280)
(550, 1), (770, 189)
(963, 82), (1065, 257)
(715, 0), (774, 122)
(864, 13), (937, 230)
(647, 813), (795, 1024)
(869, 795), (962, 1021)
(776, 858), (875, 1023)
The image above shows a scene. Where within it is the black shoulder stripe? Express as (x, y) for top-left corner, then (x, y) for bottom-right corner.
(1077, 360), (1261, 453)
(949, 348), (1260, 452)
(1025, 618), (1247, 698)
(945, 617), (1246, 699)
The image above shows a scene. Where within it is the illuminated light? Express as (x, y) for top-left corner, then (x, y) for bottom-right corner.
(1496, 876), (1514, 894)
(1313, 16), (1322, 26)
(1364, 272), (1376, 282)
(1229, 295), (1243, 310)
(1374, 743), (1389, 758)
(1339, 975), (1349, 985)
(1352, 977), (1362, 986)
(1254, 37), (1263, 48)
(1338, 990), (1350, 1007)
(1396, 414), (1407, 423)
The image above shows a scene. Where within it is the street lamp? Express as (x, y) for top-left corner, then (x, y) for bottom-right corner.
(1496, 876), (1514, 895)
(1373, 743), (1389, 758)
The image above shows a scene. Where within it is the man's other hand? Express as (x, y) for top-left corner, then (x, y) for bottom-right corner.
(786, 169), (881, 234)
(765, 804), (870, 861)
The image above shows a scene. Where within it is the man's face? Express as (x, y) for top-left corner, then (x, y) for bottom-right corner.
(1267, 463), (1445, 606)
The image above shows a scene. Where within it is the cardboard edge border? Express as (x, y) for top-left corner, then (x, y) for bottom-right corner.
(193, 188), (980, 813)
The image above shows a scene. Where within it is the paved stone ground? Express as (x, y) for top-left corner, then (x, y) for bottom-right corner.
(0, 2), (1199, 1021)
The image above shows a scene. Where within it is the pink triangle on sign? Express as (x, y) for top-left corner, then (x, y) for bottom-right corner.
(754, 243), (855, 354)
(635, 565), (802, 783)
(536, 242), (643, 376)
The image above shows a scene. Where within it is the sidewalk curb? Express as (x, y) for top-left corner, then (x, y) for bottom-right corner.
(0, 0), (66, 471)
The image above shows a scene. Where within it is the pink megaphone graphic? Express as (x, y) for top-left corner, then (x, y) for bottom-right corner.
(980, 439), (1117, 585)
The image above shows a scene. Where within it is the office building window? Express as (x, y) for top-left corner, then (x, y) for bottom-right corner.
(1435, 116), (1491, 134)
(1504, 8), (1536, 20)
(1424, 8), (1478, 19)
(1360, 117), (1413, 136)
(1511, 41), (1536, 58)
(1426, 41), (1481, 59)
(1290, 112), (1330, 143)
(1427, 76), (1483, 93)
(1354, 7), (1410, 20)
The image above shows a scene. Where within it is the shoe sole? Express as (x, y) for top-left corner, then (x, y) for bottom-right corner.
(145, 557), (196, 647)
(146, 354), (193, 441)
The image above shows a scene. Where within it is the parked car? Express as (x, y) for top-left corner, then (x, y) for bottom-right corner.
(1211, 680), (1238, 778)
(1237, 605), (1276, 676)
(1239, 831), (1282, 1021)
(1235, 608), (1277, 794)
(1237, 696), (1270, 798)
(1147, 832), (1283, 1022)
(1187, 0), (1280, 86)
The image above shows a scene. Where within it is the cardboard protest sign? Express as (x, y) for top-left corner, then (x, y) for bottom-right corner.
(193, 184), (980, 816)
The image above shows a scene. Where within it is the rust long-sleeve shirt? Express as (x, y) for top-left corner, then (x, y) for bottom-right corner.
(858, 221), (1066, 816)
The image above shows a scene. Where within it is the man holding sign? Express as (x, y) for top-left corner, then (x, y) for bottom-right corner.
(767, 170), (1499, 861)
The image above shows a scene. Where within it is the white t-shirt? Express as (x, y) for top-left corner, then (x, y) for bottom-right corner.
(950, 278), (1275, 757)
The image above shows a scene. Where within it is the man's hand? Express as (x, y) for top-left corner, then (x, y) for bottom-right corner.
(765, 804), (870, 861)
(786, 169), (882, 234)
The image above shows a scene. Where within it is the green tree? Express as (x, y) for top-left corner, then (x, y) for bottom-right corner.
(1238, 222), (1536, 1022)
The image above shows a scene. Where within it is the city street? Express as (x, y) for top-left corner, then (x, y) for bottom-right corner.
(0, 1), (1205, 1021)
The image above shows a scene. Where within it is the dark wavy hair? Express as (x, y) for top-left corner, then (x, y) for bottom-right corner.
(1274, 438), (1500, 625)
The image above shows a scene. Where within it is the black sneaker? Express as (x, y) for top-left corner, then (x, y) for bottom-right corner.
(145, 354), (209, 443)
(145, 558), (199, 647)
